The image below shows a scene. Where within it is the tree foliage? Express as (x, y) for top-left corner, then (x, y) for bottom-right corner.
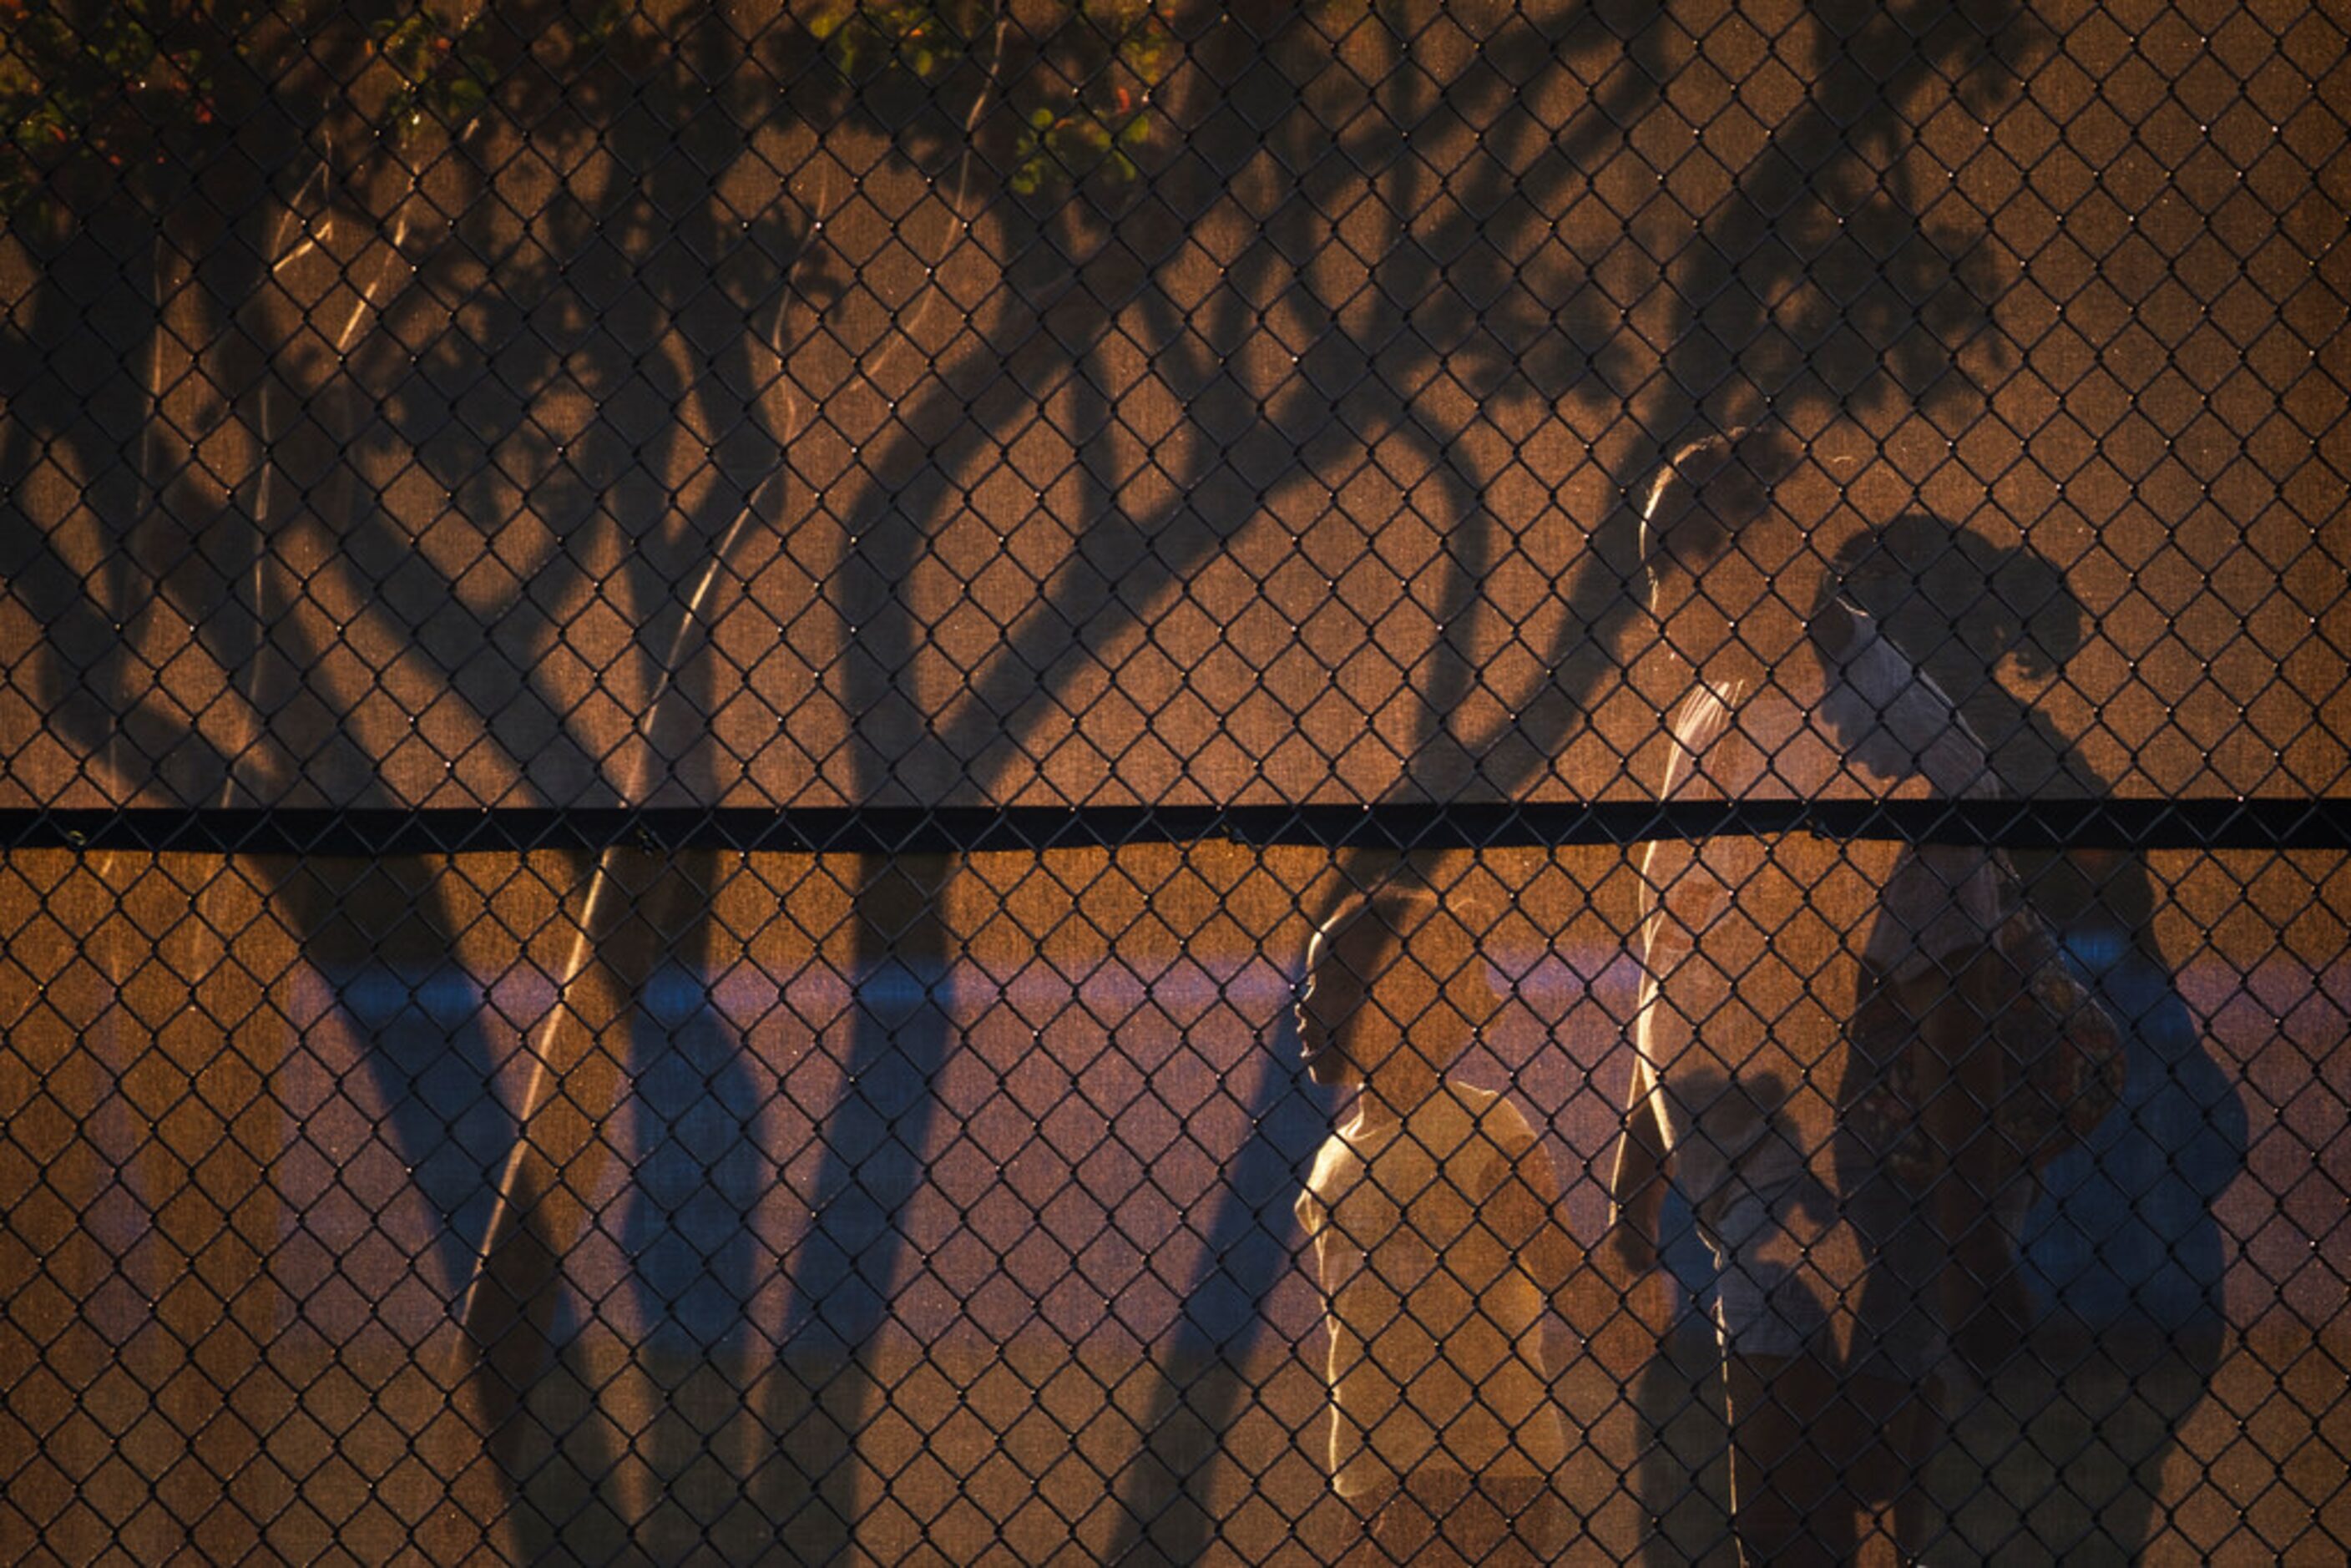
(810, 0), (1178, 191)
(0, 0), (265, 210)
(2, 0), (1170, 220)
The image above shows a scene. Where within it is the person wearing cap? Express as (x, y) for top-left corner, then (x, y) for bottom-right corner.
(1292, 882), (1575, 1565)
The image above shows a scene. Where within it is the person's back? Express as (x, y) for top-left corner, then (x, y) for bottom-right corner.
(1291, 884), (1571, 1565)
(1300, 1077), (1566, 1500)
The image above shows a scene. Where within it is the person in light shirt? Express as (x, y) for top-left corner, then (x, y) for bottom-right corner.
(1292, 882), (1574, 1565)
(1605, 427), (2013, 1564)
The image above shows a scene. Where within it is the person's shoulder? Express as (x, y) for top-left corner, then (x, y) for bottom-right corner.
(1440, 1079), (1538, 1149)
(1302, 1129), (1363, 1202)
(1669, 681), (1737, 749)
(1662, 678), (1759, 799)
(1442, 1079), (1504, 1115)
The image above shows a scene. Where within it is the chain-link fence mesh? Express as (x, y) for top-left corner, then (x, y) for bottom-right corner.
(3, 0), (2347, 1561)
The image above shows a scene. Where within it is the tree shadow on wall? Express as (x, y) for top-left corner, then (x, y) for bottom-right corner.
(0, 5), (837, 1557)
(776, 0), (2050, 1558)
(0, 33), (542, 1551)
(0, 0), (2060, 1559)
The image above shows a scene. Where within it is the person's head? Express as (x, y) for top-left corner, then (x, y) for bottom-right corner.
(1294, 883), (1494, 1095)
(1828, 512), (2087, 686)
(1636, 425), (1817, 671)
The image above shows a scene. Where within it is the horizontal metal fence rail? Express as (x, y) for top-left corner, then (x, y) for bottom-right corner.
(9, 798), (2351, 856)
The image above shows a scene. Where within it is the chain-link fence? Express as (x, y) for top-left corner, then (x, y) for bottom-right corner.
(3, 1), (2347, 1561)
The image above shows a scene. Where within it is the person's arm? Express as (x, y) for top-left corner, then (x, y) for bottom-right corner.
(1603, 1077), (1668, 1280)
(1482, 1120), (1577, 1301)
(1293, 1184), (1327, 1291)
(1577, 1075), (1676, 1342)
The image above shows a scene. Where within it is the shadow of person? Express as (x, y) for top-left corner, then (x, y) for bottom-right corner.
(1828, 513), (2248, 1559)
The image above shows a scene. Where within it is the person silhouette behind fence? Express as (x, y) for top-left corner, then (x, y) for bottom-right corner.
(1602, 427), (2123, 1564)
(1830, 513), (2240, 1552)
(1291, 882), (1575, 1565)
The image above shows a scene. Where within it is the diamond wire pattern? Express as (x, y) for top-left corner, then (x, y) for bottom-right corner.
(1, 0), (2348, 1562)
